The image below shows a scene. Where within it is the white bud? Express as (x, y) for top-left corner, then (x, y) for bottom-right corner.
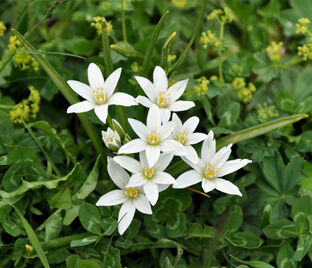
(101, 127), (121, 152)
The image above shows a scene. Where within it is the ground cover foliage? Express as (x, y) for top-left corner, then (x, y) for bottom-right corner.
(1, 0), (312, 267)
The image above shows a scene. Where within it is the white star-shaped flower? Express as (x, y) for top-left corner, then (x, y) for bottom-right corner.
(118, 105), (187, 167)
(67, 63), (137, 124)
(114, 152), (175, 206)
(135, 66), (195, 122)
(172, 113), (207, 163)
(96, 158), (152, 235)
(173, 131), (252, 196)
(101, 127), (121, 151)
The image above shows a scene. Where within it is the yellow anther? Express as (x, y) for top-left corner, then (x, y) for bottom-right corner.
(147, 131), (160, 145)
(176, 131), (187, 145)
(125, 188), (139, 198)
(203, 163), (217, 180)
(157, 91), (170, 108)
(92, 87), (106, 104)
(144, 167), (155, 179)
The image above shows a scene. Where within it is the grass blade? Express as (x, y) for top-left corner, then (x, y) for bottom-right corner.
(110, 44), (144, 61)
(102, 20), (113, 76)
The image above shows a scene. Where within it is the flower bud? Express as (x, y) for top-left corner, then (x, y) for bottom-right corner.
(112, 119), (125, 140)
(102, 127), (121, 152)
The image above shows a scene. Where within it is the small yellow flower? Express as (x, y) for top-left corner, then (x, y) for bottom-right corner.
(208, 9), (223, 20)
(298, 44), (312, 61)
(208, 8), (234, 24)
(200, 30), (218, 49)
(266, 41), (283, 61)
(210, 75), (217, 81)
(25, 244), (34, 255)
(0, 21), (6, 36)
(296, 18), (310, 34)
(232, 77), (245, 89)
(167, 54), (176, 64)
(232, 78), (256, 103)
(194, 76), (209, 96)
(257, 103), (278, 123)
(171, 0), (187, 8)
(91, 16), (112, 35)
(8, 35), (21, 50)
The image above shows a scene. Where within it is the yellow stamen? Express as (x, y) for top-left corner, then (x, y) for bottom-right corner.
(92, 87), (106, 104)
(125, 188), (139, 198)
(144, 167), (155, 179)
(157, 91), (170, 108)
(147, 131), (160, 145)
(203, 162), (217, 180)
(176, 130), (187, 145)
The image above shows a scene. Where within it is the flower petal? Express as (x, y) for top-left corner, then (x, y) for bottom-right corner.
(133, 194), (152, 214)
(172, 113), (183, 132)
(169, 101), (195, 112)
(173, 170), (202, 189)
(160, 139), (187, 156)
(218, 159), (252, 177)
(214, 178), (242, 196)
(158, 184), (170, 192)
(113, 156), (142, 173)
(96, 190), (127, 206)
(153, 66), (168, 92)
(211, 144), (232, 168)
(154, 153), (173, 171)
(118, 139), (146, 154)
(118, 201), (136, 235)
(67, 80), (94, 102)
(139, 151), (148, 168)
(88, 63), (105, 89)
(104, 67), (121, 98)
(145, 145), (161, 167)
(143, 181), (159, 205)
(160, 108), (171, 123)
(136, 96), (153, 108)
(168, 79), (188, 101)
(183, 116), (199, 134)
(186, 132), (208, 145)
(159, 121), (175, 140)
(153, 172), (175, 184)
(147, 105), (161, 130)
(126, 173), (146, 188)
(181, 156), (205, 172)
(201, 179), (216, 193)
(128, 118), (149, 140)
(135, 76), (157, 101)
(107, 158), (130, 189)
(201, 131), (215, 163)
(67, 101), (95, 113)
(94, 104), (108, 124)
(109, 92), (137, 106)
(183, 145), (198, 164)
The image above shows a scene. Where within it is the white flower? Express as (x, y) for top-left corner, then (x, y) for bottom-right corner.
(135, 66), (195, 122)
(67, 63), (137, 124)
(173, 131), (252, 196)
(118, 105), (187, 167)
(96, 158), (152, 235)
(172, 113), (207, 163)
(114, 152), (175, 205)
(102, 127), (121, 151)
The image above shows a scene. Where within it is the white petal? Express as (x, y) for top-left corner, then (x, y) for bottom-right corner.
(160, 139), (187, 156)
(126, 173), (146, 188)
(133, 194), (152, 214)
(160, 108), (171, 123)
(183, 146), (198, 164)
(88, 63), (105, 89)
(104, 67), (121, 98)
(186, 133), (208, 145)
(96, 190), (127, 206)
(154, 153), (173, 171)
(67, 101), (95, 113)
(118, 139), (146, 154)
(172, 113), (183, 132)
(139, 151), (148, 168)
(107, 158), (130, 189)
(183, 116), (199, 134)
(143, 181), (159, 205)
(201, 179), (216, 193)
(159, 121), (175, 140)
(214, 178), (242, 196)
(169, 101), (195, 112)
(201, 131), (215, 163)
(147, 105), (161, 130)
(67, 80), (94, 102)
(128, 118), (149, 140)
(181, 156), (204, 172)
(108, 92), (137, 106)
(173, 170), (202, 189)
(218, 159), (252, 177)
(153, 172), (175, 184)
(113, 156), (142, 174)
(153, 66), (168, 92)
(146, 145), (160, 167)
(136, 95), (153, 108)
(94, 104), (108, 124)
(168, 79), (188, 101)
(211, 144), (232, 168)
(135, 76), (157, 101)
(118, 201), (136, 235)
(158, 184), (170, 192)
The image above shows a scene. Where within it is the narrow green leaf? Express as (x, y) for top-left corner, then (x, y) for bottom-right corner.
(110, 44), (144, 61)
(17, 49), (87, 59)
(102, 21), (113, 76)
(217, 114), (308, 149)
(231, 255), (275, 268)
(12, 29), (105, 156)
(70, 236), (98, 247)
(11, 206), (50, 268)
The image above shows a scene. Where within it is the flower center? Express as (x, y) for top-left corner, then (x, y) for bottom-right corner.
(203, 162), (218, 180)
(144, 167), (155, 179)
(124, 188), (139, 198)
(92, 87), (106, 104)
(104, 135), (114, 143)
(176, 131), (187, 145)
(157, 91), (170, 108)
(147, 131), (160, 145)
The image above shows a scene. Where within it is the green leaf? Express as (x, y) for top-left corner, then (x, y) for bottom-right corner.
(184, 223), (215, 239)
(76, 258), (102, 268)
(291, 196), (312, 218)
(261, 204), (273, 229)
(290, 0), (312, 20)
(225, 231), (263, 249)
(262, 154), (284, 193)
(218, 102), (240, 127)
(216, 114), (308, 149)
(44, 210), (63, 241)
(48, 186), (72, 210)
(274, 90), (295, 113)
(231, 255), (275, 268)
(283, 157), (304, 192)
(263, 220), (298, 239)
(110, 44), (144, 61)
(70, 236), (98, 247)
(79, 203), (102, 234)
(294, 234), (312, 261)
(277, 243), (296, 268)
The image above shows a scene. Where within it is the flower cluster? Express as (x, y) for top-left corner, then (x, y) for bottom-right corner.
(10, 85), (41, 123)
(67, 64), (252, 234)
(296, 18), (310, 35)
(194, 76), (209, 96)
(257, 103), (279, 123)
(207, 8), (234, 24)
(91, 16), (112, 35)
(266, 41), (284, 61)
(232, 77), (256, 103)
(200, 30), (220, 49)
(296, 18), (312, 61)
(171, 0), (187, 9)
(0, 21), (6, 36)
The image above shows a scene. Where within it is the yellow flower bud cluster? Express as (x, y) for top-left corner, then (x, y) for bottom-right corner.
(200, 30), (220, 49)
(207, 7), (234, 24)
(10, 85), (41, 124)
(0, 21), (6, 36)
(194, 76), (209, 96)
(298, 44), (312, 61)
(8, 35), (40, 71)
(91, 17), (112, 35)
(257, 103), (278, 123)
(129, 62), (142, 85)
(266, 41), (283, 61)
(296, 18), (310, 35)
(232, 77), (256, 103)
(167, 54), (176, 64)
(171, 0), (187, 8)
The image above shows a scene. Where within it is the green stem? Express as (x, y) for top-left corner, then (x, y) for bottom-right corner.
(121, 0), (128, 44)
(21, 118), (62, 177)
(281, 57), (304, 69)
(218, 22), (224, 82)
(0, 104), (14, 109)
(101, 20), (113, 76)
(41, 232), (92, 249)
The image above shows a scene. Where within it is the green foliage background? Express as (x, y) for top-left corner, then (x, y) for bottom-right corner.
(1, 0), (312, 267)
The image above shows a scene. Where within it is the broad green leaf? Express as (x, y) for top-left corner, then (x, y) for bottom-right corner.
(283, 157), (304, 192)
(79, 203), (102, 234)
(262, 154), (284, 193)
(166, 212), (186, 238)
(290, 0), (312, 20)
(291, 196), (312, 218)
(48, 186), (72, 210)
(66, 255), (79, 268)
(76, 258), (102, 268)
(218, 102), (240, 127)
(274, 90), (295, 113)
(263, 220), (298, 239)
(216, 114), (308, 149)
(63, 200), (81, 226)
(44, 210), (63, 241)
(293, 234), (312, 261)
(231, 255), (275, 268)
(184, 223), (215, 239)
(277, 243), (296, 268)
(225, 231), (263, 249)
(101, 217), (118, 236)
